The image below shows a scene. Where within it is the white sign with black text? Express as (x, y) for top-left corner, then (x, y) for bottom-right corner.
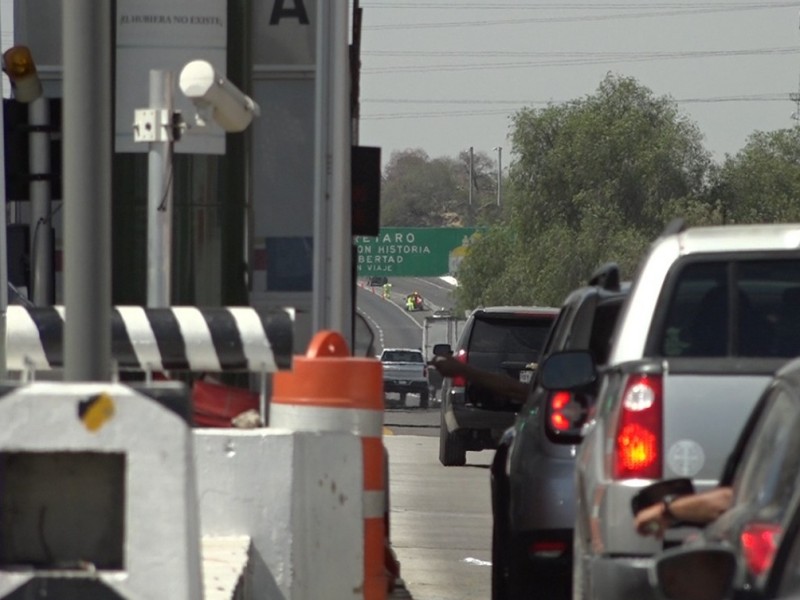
(115, 0), (227, 154)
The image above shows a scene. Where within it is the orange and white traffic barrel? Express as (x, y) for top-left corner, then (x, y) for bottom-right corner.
(272, 330), (386, 600)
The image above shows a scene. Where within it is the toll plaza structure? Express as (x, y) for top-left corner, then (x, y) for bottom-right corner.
(0, 2), (392, 598)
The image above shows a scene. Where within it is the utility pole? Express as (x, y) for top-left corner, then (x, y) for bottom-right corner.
(494, 146), (502, 207)
(468, 146), (474, 206)
(467, 146), (474, 226)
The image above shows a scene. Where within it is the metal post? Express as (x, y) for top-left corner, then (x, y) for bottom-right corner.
(29, 96), (53, 305)
(496, 146), (502, 207)
(312, 1), (330, 338)
(0, 8), (7, 378)
(147, 70), (174, 308)
(313, 0), (352, 347)
(63, 1), (112, 381)
(468, 146), (474, 206)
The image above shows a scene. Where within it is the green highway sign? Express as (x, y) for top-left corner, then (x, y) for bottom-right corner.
(355, 228), (477, 277)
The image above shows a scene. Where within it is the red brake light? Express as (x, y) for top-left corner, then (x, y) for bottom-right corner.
(549, 391), (577, 432)
(613, 373), (663, 479)
(529, 540), (568, 558)
(452, 349), (468, 387)
(545, 390), (591, 442)
(742, 523), (781, 577)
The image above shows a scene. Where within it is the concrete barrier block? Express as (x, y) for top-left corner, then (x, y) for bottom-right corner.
(194, 429), (364, 600)
(0, 382), (202, 600)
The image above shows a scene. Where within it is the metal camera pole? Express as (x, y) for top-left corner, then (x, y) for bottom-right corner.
(146, 70), (174, 308)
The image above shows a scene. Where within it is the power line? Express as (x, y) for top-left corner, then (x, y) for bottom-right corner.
(364, 4), (797, 30)
(362, 2), (793, 8)
(362, 47), (800, 74)
(364, 47), (800, 59)
(364, 94), (790, 105)
(360, 94), (792, 120)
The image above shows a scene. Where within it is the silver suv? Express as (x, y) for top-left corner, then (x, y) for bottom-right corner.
(564, 220), (800, 599)
(491, 265), (629, 600)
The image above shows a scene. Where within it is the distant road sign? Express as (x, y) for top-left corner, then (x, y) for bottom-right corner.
(355, 228), (477, 277)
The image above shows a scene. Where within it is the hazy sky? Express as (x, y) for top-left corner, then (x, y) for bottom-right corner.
(356, 1), (800, 167)
(4, 2), (799, 168)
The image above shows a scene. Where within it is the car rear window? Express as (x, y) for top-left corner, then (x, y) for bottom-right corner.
(468, 315), (553, 362)
(657, 259), (800, 358)
(589, 301), (623, 365)
(382, 350), (423, 363)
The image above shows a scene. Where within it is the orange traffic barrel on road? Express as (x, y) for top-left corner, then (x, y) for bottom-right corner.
(272, 330), (386, 600)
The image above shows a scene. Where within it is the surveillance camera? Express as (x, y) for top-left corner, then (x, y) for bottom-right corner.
(178, 60), (260, 133)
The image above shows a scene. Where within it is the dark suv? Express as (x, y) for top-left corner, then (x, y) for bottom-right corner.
(438, 305), (559, 467)
(490, 264), (629, 600)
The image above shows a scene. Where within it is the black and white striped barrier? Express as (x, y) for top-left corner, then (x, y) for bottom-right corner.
(6, 306), (294, 374)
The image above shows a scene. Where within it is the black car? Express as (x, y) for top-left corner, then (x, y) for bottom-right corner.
(490, 263), (629, 600)
(439, 305), (559, 466)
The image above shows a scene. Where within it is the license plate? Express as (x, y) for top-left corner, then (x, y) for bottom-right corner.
(519, 371), (533, 383)
(398, 380), (409, 385)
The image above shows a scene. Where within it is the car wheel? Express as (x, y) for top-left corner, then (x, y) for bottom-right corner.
(439, 410), (466, 466)
(420, 390), (430, 409)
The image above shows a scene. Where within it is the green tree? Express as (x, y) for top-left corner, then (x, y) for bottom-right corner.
(456, 74), (715, 310)
(714, 127), (800, 223)
(380, 148), (501, 227)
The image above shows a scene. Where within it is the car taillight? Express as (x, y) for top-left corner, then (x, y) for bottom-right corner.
(546, 390), (588, 439)
(529, 540), (568, 559)
(452, 349), (468, 387)
(742, 523), (781, 577)
(613, 373), (662, 479)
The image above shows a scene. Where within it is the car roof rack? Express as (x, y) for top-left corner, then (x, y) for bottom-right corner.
(588, 262), (620, 291)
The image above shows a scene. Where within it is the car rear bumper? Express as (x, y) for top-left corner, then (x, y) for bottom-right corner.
(450, 401), (516, 431)
(384, 380), (428, 395)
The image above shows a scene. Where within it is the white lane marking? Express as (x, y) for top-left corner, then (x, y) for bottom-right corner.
(358, 308), (385, 351)
(463, 557), (491, 567)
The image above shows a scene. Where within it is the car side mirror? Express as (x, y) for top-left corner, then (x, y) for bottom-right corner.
(539, 350), (596, 391)
(651, 546), (738, 600)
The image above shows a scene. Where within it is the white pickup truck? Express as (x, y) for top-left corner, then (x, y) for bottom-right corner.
(379, 348), (429, 408)
(556, 220), (800, 600)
